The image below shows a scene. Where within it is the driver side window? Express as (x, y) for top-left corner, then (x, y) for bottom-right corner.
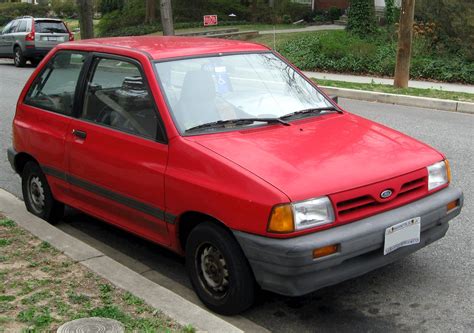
(81, 57), (160, 141)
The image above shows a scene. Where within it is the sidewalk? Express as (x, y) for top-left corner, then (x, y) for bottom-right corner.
(304, 71), (474, 94)
(259, 24), (344, 35)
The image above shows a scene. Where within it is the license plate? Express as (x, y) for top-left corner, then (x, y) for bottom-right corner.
(384, 217), (421, 255)
(44, 37), (59, 41)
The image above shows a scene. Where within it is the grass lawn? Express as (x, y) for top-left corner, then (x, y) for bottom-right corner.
(0, 216), (194, 332)
(313, 78), (474, 103)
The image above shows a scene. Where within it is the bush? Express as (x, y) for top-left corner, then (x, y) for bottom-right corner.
(278, 30), (473, 84)
(328, 7), (342, 22)
(96, 0), (145, 36)
(99, 0), (124, 15)
(51, 0), (77, 18)
(0, 3), (49, 26)
(347, 0), (377, 36)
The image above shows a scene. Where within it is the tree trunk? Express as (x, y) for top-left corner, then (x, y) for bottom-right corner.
(394, 0), (415, 88)
(77, 0), (94, 40)
(145, 0), (156, 24)
(160, 0), (174, 36)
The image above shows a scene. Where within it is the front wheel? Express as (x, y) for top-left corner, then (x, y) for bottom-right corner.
(22, 161), (64, 224)
(186, 223), (256, 315)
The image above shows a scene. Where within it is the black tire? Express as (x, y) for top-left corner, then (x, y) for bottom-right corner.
(13, 46), (26, 67)
(186, 222), (255, 315)
(22, 161), (64, 224)
(30, 58), (40, 67)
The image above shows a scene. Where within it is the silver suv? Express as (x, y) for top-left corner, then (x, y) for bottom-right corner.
(0, 16), (73, 67)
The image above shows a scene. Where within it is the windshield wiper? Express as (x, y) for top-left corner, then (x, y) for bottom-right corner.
(279, 106), (340, 120)
(185, 117), (290, 133)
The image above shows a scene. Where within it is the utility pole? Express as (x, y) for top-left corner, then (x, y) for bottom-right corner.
(76, 0), (94, 39)
(160, 0), (175, 36)
(394, 0), (415, 88)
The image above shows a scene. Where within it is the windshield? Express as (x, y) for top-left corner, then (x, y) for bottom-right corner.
(154, 52), (334, 133)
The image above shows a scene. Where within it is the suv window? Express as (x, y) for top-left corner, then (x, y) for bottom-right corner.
(2, 21), (13, 34)
(9, 20), (19, 33)
(17, 20), (27, 33)
(24, 51), (86, 115)
(34, 20), (68, 33)
(82, 57), (161, 141)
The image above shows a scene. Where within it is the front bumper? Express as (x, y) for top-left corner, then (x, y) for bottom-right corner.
(233, 186), (463, 296)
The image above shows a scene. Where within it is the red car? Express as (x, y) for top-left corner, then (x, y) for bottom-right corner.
(8, 37), (463, 315)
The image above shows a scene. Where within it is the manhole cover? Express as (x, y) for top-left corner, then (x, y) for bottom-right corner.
(57, 317), (124, 333)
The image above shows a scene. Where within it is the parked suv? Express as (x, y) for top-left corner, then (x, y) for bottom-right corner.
(0, 16), (73, 67)
(8, 37), (463, 315)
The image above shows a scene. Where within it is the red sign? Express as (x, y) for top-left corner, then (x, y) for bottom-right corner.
(204, 15), (218, 26)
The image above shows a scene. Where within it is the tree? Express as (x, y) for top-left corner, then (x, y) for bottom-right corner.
(346, 0), (377, 36)
(77, 0), (94, 39)
(394, 0), (415, 88)
(160, 0), (174, 36)
(145, 0), (156, 24)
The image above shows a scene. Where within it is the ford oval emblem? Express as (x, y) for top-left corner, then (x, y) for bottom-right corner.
(380, 189), (393, 199)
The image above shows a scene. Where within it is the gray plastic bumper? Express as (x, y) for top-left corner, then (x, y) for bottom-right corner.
(233, 186), (463, 296)
(7, 147), (17, 172)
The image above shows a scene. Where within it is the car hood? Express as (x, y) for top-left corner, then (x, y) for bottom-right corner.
(188, 113), (443, 202)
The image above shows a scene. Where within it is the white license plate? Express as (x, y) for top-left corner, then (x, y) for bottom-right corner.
(384, 217), (421, 255)
(44, 37), (59, 41)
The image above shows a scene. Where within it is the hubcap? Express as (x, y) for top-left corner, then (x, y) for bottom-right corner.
(28, 176), (45, 214)
(14, 50), (20, 65)
(196, 243), (229, 299)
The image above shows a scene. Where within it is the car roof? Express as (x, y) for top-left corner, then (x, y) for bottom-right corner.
(67, 36), (271, 61)
(34, 18), (63, 22)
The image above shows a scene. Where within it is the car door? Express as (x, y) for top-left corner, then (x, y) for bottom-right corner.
(65, 54), (170, 245)
(20, 50), (88, 203)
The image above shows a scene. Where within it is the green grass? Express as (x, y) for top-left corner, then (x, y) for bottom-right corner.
(313, 78), (474, 103)
(0, 217), (192, 332)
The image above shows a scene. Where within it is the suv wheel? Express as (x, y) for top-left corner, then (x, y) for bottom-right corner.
(13, 46), (26, 67)
(22, 162), (64, 224)
(186, 222), (255, 315)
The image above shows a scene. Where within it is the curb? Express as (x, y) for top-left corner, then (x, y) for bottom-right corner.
(0, 189), (243, 333)
(319, 86), (474, 114)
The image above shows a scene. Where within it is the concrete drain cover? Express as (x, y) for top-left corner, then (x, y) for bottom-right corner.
(57, 317), (124, 333)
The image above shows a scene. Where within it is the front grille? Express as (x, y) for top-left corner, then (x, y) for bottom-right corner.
(330, 169), (429, 223)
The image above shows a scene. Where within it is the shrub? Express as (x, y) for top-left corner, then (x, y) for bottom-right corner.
(0, 3), (49, 26)
(96, 0), (145, 36)
(51, 0), (77, 18)
(328, 7), (342, 22)
(347, 0), (377, 36)
(278, 30), (473, 84)
(99, 0), (124, 15)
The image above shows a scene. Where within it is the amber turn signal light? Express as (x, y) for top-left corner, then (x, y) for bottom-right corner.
(447, 200), (458, 212)
(313, 244), (338, 259)
(267, 204), (294, 233)
(445, 159), (452, 183)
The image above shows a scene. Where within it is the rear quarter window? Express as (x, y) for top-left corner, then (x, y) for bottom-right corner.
(34, 21), (67, 33)
(24, 51), (87, 116)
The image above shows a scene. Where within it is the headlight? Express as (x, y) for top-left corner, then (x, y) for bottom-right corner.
(427, 160), (450, 191)
(268, 196), (335, 233)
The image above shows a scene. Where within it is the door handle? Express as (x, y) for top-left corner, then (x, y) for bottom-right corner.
(72, 129), (87, 139)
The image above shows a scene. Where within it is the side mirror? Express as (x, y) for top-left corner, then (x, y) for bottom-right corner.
(330, 95), (338, 104)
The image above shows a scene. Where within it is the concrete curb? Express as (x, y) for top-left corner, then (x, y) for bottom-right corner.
(319, 86), (474, 114)
(0, 189), (242, 333)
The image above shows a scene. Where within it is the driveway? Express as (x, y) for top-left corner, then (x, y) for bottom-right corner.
(1, 59), (472, 332)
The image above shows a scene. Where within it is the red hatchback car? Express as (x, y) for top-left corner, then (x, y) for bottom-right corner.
(8, 37), (463, 315)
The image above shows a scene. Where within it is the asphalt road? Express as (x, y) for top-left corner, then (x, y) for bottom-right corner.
(1, 59), (473, 332)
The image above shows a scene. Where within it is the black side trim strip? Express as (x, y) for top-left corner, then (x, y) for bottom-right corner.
(41, 165), (176, 224)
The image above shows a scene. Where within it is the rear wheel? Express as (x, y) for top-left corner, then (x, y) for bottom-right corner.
(22, 161), (64, 224)
(186, 223), (255, 315)
(13, 46), (26, 67)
